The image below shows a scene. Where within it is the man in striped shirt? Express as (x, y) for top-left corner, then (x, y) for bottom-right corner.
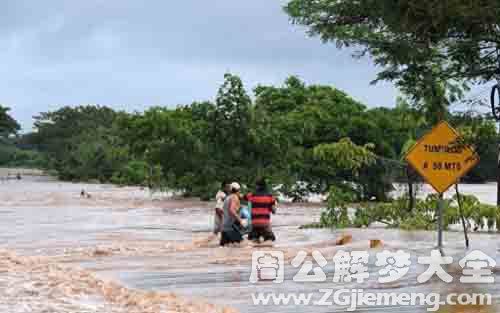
(247, 177), (276, 242)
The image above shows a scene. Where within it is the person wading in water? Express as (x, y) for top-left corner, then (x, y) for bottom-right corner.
(213, 181), (230, 235)
(220, 182), (245, 246)
(247, 177), (276, 243)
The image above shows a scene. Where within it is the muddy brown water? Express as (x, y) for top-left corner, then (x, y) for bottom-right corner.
(2, 176), (500, 312)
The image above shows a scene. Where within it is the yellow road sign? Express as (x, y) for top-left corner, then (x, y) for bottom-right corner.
(405, 121), (479, 194)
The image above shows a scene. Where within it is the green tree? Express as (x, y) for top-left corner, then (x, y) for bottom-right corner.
(212, 73), (252, 182)
(255, 77), (369, 195)
(30, 105), (125, 180)
(313, 138), (376, 227)
(452, 114), (498, 182)
(284, 0), (473, 122)
(0, 106), (20, 138)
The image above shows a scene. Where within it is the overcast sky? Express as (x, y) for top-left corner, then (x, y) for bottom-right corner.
(0, 0), (398, 131)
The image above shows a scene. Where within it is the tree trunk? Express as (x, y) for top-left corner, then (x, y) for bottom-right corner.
(455, 183), (469, 248)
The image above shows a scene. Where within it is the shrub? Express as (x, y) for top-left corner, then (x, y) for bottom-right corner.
(316, 192), (500, 231)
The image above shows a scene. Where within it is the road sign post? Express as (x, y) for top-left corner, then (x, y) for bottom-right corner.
(437, 194), (444, 249)
(405, 121), (479, 249)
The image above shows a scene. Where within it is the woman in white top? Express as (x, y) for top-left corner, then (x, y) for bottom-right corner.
(213, 181), (230, 234)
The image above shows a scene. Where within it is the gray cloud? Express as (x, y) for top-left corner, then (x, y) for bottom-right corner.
(0, 0), (397, 130)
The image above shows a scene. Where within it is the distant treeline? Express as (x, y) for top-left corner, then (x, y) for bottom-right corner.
(7, 74), (498, 200)
(0, 106), (46, 170)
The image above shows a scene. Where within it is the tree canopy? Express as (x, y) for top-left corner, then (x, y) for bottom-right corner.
(284, 0), (500, 122)
(0, 106), (20, 138)
(12, 73), (496, 201)
(284, 0), (500, 81)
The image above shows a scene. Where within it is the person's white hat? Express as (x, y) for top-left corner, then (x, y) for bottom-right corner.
(231, 182), (241, 191)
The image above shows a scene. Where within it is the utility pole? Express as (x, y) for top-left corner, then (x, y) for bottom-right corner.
(492, 50), (500, 209)
(498, 134), (500, 207)
(490, 78), (500, 208)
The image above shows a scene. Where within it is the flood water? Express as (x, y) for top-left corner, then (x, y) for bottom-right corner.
(2, 176), (500, 312)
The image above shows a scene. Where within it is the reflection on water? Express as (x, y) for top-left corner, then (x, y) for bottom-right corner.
(1, 177), (499, 312)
